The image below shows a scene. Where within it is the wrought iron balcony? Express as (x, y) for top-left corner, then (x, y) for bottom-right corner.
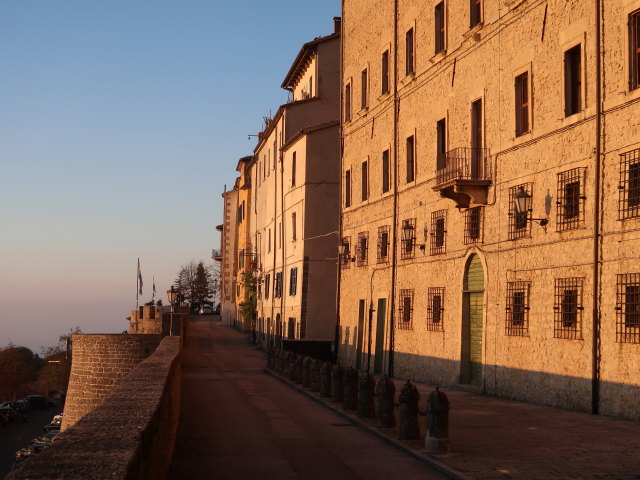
(212, 249), (223, 262)
(433, 147), (492, 208)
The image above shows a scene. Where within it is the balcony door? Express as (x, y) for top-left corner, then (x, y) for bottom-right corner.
(471, 99), (483, 179)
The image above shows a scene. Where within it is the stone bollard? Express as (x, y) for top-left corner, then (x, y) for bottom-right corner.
(276, 348), (284, 373)
(398, 381), (420, 440)
(295, 355), (304, 384)
(425, 387), (450, 454)
(283, 351), (292, 378)
(375, 375), (396, 428)
(267, 347), (274, 369)
(357, 372), (376, 418)
(310, 359), (321, 392)
(331, 364), (344, 403)
(343, 367), (359, 411)
(320, 362), (332, 397)
(302, 357), (312, 388)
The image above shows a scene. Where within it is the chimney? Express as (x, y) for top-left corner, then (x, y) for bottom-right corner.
(333, 17), (342, 34)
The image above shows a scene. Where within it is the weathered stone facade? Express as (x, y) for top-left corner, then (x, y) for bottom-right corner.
(129, 305), (188, 336)
(339, 0), (640, 419)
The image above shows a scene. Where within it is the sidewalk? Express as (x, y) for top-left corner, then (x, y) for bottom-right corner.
(265, 366), (640, 480)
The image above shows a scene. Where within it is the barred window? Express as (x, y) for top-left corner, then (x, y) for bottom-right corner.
(464, 207), (483, 244)
(377, 226), (390, 263)
(556, 168), (586, 231)
(616, 274), (640, 344)
(430, 210), (447, 255)
(398, 289), (414, 330)
(274, 272), (283, 298)
(506, 281), (530, 336)
(341, 237), (351, 269)
(553, 278), (584, 340)
(401, 218), (416, 259)
(509, 183), (532, 240)
(289, 267), (298, 296)
(426, 287), (445, 331)
(619, 148), (640, 219)
(356, 232), (368, 267)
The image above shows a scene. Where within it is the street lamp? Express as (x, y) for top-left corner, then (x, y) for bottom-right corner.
(401, 220), (425, 252)
(514, 185), (548, 227)
(167, 286), (177, 336)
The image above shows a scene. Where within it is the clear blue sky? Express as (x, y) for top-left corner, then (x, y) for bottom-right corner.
(0, 1), (340, 353)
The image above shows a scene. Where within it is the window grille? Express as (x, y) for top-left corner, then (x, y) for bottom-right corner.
(274, 272), (283, 298)
(341, 237), (351, 269)
(426, 287), (445, 331)
(508, 183), (533, 240)
(430, 210), (447, 255)
(616, 273), (640, 344)
(553, 277), (583, 340)
(556, 168), (586, 231)
(619, 147), (640, 219)
(377, 226), (390, 263)
(464, 207), (483, 244)
(401, 218), (416, 259)
(398, 289), (414, 330)
(289, 267), (298, 296)
(356, 232), (368, 267)
(506, 281), (530, 336)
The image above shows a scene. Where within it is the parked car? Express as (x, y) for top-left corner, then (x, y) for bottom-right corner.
(26, 395), (48, 409)
(199, 304), (213, 315)
(44, 416), (62, 433)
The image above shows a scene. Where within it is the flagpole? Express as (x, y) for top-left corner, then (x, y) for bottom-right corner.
(136, 258), (139, 309)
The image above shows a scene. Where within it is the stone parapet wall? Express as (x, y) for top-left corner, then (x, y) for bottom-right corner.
(62, 334), (163, 431)
(130, 307), (189, 335)
(6, 336), (181, 480)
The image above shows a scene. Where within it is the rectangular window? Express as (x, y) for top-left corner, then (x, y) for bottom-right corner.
(556, 168), (586, 231)
(377, 226), (390, 263)
(564, 44), (582, 117)
(436, 118), (447, 171)
(406, 28), (414, 75)
(398, 289), (414, 330)
(619, 147), (640, 219)
(345, 83), (352, 122)
(268, 228), (272, 252)
(616, 273), (640, 343)
(274, 272), (283, 298)
(430, 210), (447, 255)
(471, 99), (483, 178)
(362, 160), (369, 201)
(341, 237), (351, 269)
(630, 9), (640, 91)
(464, 207), (483, 244)
(401, 218), (416, 259)
(238, 250), (244, 270)
(382, 149), (390, 193)
(292, 152), (296, 187)
(278, 222), (282, 249)
(291, 212), (297, 241)
(553, 277), (583, 340)
(470, 0), (481, 28)
(265, 274), (271, 299)
(515, 72), (530, 136)
(345, 169), (352, 207)
(427, 287), (445, 331)
(435, 2), (446, 54)
(361, 68), (368, 109)
(506, 281), (530, 336)
(508, 183), (533, 240)
(406, 135), (415, 183)
(382, 50), (390, 94)
(289, 267), (298, 296)
(356, 231), (368, 267)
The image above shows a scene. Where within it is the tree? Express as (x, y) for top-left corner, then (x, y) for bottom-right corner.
(174, 260), (215, 306)
(0, 345), (40, 400)
(238, 270), (257, 328)
(37, 327), (81, 394)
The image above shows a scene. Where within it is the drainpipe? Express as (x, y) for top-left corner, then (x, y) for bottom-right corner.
(388, 0), (399, 378)
(592, 0), (603, 415)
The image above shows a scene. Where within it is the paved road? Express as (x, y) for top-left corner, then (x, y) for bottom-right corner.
(0, 407), (61, 478)
(168, 320), (446, 480)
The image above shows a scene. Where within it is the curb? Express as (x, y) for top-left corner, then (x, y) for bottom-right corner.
(263, 367), (474, 480)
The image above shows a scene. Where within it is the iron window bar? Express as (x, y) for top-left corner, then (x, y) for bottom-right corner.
(506, 281), (530, 336)
(377, 226), (390, 263)
(553, 277), (584, 340)
(619, 147), (640, 220)
(340, 237), (352, 269)
(435, 147), (492, 185)
(430, 210), (447, 255)
(464, 207), (484, 244)
(356, 232), (369, 267)
(556, 167), (586, 231)
(398, 289), (414, 330)
(401, 219), (417, 259)
(616, 273), (640, 344)
(509, 183), (534, 239)
(426, 287), (445, 332)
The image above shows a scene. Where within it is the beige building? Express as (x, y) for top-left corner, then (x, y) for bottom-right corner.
(217, 185), (238, 326)
(250, 20), (342, 345)
(338, 0), (640, 420)
(233, 156), (253, 328)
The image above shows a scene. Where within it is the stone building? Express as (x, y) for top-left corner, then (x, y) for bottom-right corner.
(338, 0), (640, 420)
(218, 185), (238, 326)
(249, 20), (342, 344)
(233, 156), (253, 328)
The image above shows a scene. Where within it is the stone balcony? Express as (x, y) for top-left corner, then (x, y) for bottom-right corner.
(433, 147), (492, 208)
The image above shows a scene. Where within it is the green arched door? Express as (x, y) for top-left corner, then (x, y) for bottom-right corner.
(461, 254), (484, 386)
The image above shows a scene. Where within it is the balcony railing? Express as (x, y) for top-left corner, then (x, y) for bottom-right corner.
(436, 148), (491, 186)
(212, 249), (222, 261)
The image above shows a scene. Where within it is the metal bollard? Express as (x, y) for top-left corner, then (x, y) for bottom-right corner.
(302, 356), (312, 388)
(425, 387), (450, 453)
(398, 381), (420, 440)
(320, 362), (332, 397)
(357, 372), (376, 418)
(310, 359), (321, 392)
(331, 364), (344, 403)
(343, 367), (359, 411)
(375, 375), (396, 428)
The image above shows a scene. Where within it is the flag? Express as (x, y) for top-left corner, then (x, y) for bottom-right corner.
(137, 258), (143, 295)
(152, 277), (156, 299)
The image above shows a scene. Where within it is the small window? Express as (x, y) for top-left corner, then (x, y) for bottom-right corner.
(265, 274), (271, 299)
(398, 289), (414, 329)
(401, 218), (416, 259)
(630, 9), (640, 91)
(426, 287), (445, 331)
(382, 149), (390, 193)
(406, 28), (415, 75)
(292, 152), (297, 187)
(361, 68), (368, 109)
(345, 83), (352, 122)
(289, 267), (298, 296)
(345, 169), (352, 207)
(464, 207), (483, 244)
(291, 212), (297, 241)
(619, 147), (640, 219)
(268, 228), (272, 252)
(238, 250), (244, 270)
(341, 237), (351, 269)
(515, 72), (530, 136)
(377, 226), (390, 263)
(616, 273), (640, 343)
(309, 76), (313, 98)
(470, 0), (481, 28)
(564, 44), (582, 117)
(436, 118), (447, 170)
(406, 135), (415, 183)
(508, 183), (533, 240)
(274, 272), (283, 298)
(382, 50), (390, 94)
(430, 210), (447, 255)
(361, 160), (369, 201)
(506, 281), (530, 336)
(356, 232), (368, 266)
(556, 168), (586, 231)
(553, 277), (583, 340)
(435, 2), (446, 54)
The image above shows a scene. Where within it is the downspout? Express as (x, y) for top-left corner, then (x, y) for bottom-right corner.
(592, 0), (603, 415)
(388, 0), (399, 378)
